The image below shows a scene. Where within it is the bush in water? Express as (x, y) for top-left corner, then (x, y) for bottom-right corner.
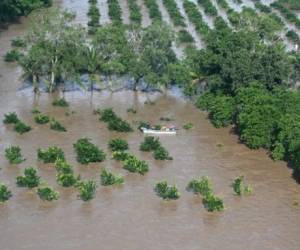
(123, 155), (149, 175)
(100, 169), (124, 186)
(50, 119), (67, 132)
(73, 138), (106, 164)
(4, 49), (23, 62)
(187, 176), (213, 196)
(34, 113), (50, 124)
(52, 98), (69, 107)
(232, 176), (253, 196)
(37, 184), (59, 201)
(55, 159), (79, 187)
(112, 151), (131, 161)
(153, 146), (173, 160)
(3, 112), (19, 124)
(37, 146), (65, 163)
(154, 181), (180, 200)
(14, 121), (32, 134)
(76, 180), (97, 201)
(108, 138), (129, 151)
(16, 167), (40, 188)
(140, 136), (161, 152)
(203, 194), (224, 212)
(5, 145), (25, 164)
(0, 183), (12, 202)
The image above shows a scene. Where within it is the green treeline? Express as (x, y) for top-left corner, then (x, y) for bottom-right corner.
(0, 0), (52, 27)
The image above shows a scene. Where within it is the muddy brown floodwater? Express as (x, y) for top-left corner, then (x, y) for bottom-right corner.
(0, 1), (300, 250)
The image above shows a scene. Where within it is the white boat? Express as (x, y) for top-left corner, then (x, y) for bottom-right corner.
(140, 127), (177, 135)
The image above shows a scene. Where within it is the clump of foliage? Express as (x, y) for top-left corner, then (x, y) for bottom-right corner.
(178, 29), (194, 44)
(0, 183), (12, 202)
(34, 113), (50, 124)
(271, 1), (300, 29)
(144, 0), (162, 22)
(203, 194), (224, 212)
(153, 146), (173, 160)
(5, 145), (25, 164)
(123, 155), (149, 175)
(11, 37), (26, 47)
(112, 151), (130, 161)
(3, 112), (19, 124)
(127, 107), (137, 114)
(31, 107), (41, 114)
(73, 138), (106, 164)
(128, 0), (142, 25)
(162, 0), (186, 27)
(100, 169), (124, 186)
(107, 0), (122, 24)
(99, 108), (133, 132)
(52, 98), (69, 107)
(14, 121), (32, 134)
(183, 122), (194, 130)
(37, 146), (65, 163)
(187, 177), (213, 196)
(37, 184), (59, 201)
(50, 119), (67, 132)
(108, 138), (129, 151)
(4, 49), (23, 62)
(286, 30), (300, 46)
(197, 0), (218, 16)
(140, 136), (161, 151)
(55, 159), (79, 187)
(154, 181), (180, 200)
(16, 167), (40, 188)
(87, 0), (100, 31)
(76, 180), (97, 201)
(232, 176), (253, 196)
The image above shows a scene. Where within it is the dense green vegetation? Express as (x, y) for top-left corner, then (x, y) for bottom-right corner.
(55, 159), (79, 187)
(177, 29), (194, 44)
(37, 184), (59, 201)
(112, 151), (131, 161)
(286, 30), (300, 46)
(87, 0), (100, 33)
(5, 145), (25, 164)
(100, 169), (124, 186)
(154, 181), (180, 200)
(162, 0), (186, 27)
(50, 119), (67, 132)
(140, 136), (172, 160)
(203, 194), (224, 212)
(0, 183), (12, 202)
(14, 120), (31, 134)
(76, 180), (97, 201)
(144, 0), (162, 22)
(197, 0), (218, 17)
(128, 0), (142, 25)
(52, 98), (69, 107)
(107, 0), (122, 24)
(34, 113), (50, 124)
(99, 108), (133, 132)
(187, 177), (213, 196)
(123, 155), (149, 175)
(73, 138), (106, 164)
(232, 176), (253, 196)
(108, 138), (129, 151)
(3, 112), (19, 124)
(37, 146), (65, 163)
(271, 1), (300, 28)
(4, 49), (23, 62)
(16, 167), (40, 188)
(0, 0), (52, 27)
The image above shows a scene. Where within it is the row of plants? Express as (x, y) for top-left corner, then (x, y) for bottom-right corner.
(162, 0), (186, 27)
(128, 0), (142, 25)
(197, 0), (218, 17)
(98, 108), (133, 132)
(140, 136), (173, 160)
(34, 112), (67, 132)
(87, 0), (100, 33)
(144, 0), (162, 22)
(3, 112), (31, 134)
(286, 30), (300, 46)
(177, 29), (194, 44)
(107, 0), (122, 24)
(271, 1), (300, 29)
(183, 0), (210, 39)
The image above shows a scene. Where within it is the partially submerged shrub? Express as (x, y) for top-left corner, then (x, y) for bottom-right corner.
(99, 108), (133, 132)
(31, 107), (41, 114)
(112, 151), (130, 161)
(123, 155), (149, 175)
(100, 169), (124, 186)
(37, 184), (59, 201)
(16, 167), (40, 188)
(187, 177), (213, 196)
(11, 37), (26, 47)
(5, 145), (25, 164)
(76, 180), (97, 201)
(14, 121), (31, 134)
(108, 138), (129, 151)
(37, 146), (65, 163)
(34, 114), (50, 124)
(232, 176), (253, 196)
(4, 49), (22, 62)
(140, 136), (161, 151)
(203, 194), (224, 212)
(50, 119), (67, 132)
(55, 159), (79, 187)
(183, 122), (194, 130)
(3, 112), (19, 124)
(0, 183), (12, 202)
(99, 108), (116, 122)
(52, 98), (69, 107)
(154, 181), (180, 200)
(73, 138), (106, 164)
(153, 146), (173, 160)
(127, 107), (137, 114)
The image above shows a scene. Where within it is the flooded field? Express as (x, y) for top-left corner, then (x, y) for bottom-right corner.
(0, 1), (300, 250)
